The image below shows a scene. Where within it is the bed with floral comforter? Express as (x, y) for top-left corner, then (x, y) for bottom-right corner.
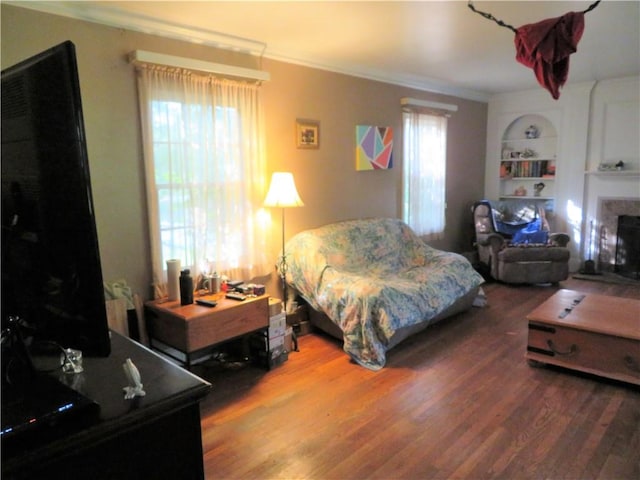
(284, 218), (484, 370)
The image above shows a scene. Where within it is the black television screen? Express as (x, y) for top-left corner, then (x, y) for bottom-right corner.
(1, 41), (111, 359)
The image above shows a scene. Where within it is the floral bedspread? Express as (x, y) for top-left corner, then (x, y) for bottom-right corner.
(284, 218), (484, 370)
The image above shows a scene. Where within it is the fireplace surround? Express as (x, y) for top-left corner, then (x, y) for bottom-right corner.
(615, 215), (640, 279)
(596, 198), (640, 273)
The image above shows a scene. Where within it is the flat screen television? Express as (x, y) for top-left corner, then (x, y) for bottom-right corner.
(1, 41), (111, 372)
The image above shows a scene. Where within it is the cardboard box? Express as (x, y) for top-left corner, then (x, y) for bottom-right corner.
(269, 312), (287, 338)
(269, 350), (288, 368)
(270, 344), (285, 360)
(269, 333), (284, 351)
(269, 297), (283, 317)
(250, 341), (288, 369)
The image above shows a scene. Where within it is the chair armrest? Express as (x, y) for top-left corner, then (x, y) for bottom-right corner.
(549, 233), (570, 247)
(475, 233), (504, 277)
(477, 233), (506, 250)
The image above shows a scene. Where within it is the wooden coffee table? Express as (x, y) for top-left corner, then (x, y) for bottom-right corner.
(525, 289), (640, 385)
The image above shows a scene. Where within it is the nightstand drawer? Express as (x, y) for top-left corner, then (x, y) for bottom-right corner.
(187, 297), (269, 351)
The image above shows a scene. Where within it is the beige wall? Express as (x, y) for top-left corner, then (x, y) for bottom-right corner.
(2, 4), (487, 300)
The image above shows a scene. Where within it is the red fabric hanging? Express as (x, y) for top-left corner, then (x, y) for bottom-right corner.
(514, 11), (585, 99)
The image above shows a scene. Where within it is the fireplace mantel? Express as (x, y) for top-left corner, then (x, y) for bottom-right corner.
(585, 170), (640, 178)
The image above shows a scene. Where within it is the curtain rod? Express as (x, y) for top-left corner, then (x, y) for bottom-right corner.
(400, 97), (458, 112)
(129, 50), (271, 82)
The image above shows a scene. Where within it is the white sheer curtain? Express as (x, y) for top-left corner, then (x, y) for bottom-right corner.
(402, 110), (448, 239)
(136, 66), (271, 293)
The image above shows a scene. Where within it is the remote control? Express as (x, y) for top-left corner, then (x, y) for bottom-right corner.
(196, 299), (218, 307)
(225, 293), (246, 301)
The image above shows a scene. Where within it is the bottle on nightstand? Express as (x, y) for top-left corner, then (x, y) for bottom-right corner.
(179, 269), (194, 305)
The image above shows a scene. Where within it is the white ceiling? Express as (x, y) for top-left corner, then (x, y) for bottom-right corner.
(12, 1), (640, 101)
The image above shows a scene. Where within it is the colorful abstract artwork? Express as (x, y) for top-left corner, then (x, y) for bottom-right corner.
(356, 125), (394, 171)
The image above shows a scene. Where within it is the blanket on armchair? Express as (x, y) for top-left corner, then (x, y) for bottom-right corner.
(285, 218), (484, 370)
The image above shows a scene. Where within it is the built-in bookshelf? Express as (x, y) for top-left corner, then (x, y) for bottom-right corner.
(499, 114), (557, 203)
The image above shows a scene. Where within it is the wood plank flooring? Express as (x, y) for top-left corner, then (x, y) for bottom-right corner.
(195, 278), (640, 479)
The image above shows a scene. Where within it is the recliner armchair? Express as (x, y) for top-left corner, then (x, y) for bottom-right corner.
(473, 200), (570, 284)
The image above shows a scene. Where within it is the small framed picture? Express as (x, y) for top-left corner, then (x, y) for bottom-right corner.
(296, 119), (319, 149)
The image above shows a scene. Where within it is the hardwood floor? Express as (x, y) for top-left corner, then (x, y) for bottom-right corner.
(196, 278), (640, 480)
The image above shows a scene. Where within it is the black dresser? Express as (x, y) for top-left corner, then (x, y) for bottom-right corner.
(2, 332), (211, 480)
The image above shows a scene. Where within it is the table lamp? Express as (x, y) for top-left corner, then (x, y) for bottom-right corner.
(263, 172), (304, 312)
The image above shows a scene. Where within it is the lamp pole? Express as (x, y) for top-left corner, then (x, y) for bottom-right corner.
(279, 206), (289, 312)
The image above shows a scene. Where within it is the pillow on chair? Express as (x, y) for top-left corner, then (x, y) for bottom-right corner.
(511, 218), (549, 245)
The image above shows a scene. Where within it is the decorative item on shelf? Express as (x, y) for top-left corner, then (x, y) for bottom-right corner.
(514, 185), (527, 196)
(500, 162), (512, 178)
(264, 172), (305, 313)
(519, 148), (537, 159)
(544, 163), (556, 177)
(502, 148), (513, 159)
(533, 182), (545, 197)
(525, 125), (540, 139)
(597, 161), (625, 171)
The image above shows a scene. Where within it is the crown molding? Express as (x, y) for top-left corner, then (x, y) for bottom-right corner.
(7, 1), (267, 56)
(8, 1), (490, 102)
(263, 49), (490, 102)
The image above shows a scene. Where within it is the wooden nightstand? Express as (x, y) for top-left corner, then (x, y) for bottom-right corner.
(145, 294), (269, 369)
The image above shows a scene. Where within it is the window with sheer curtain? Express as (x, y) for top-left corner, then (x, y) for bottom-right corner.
(135, 66), (270, 292)
(402, 110), (448, 239)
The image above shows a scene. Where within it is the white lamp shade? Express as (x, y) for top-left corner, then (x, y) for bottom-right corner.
(264, 172), (304, 208)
